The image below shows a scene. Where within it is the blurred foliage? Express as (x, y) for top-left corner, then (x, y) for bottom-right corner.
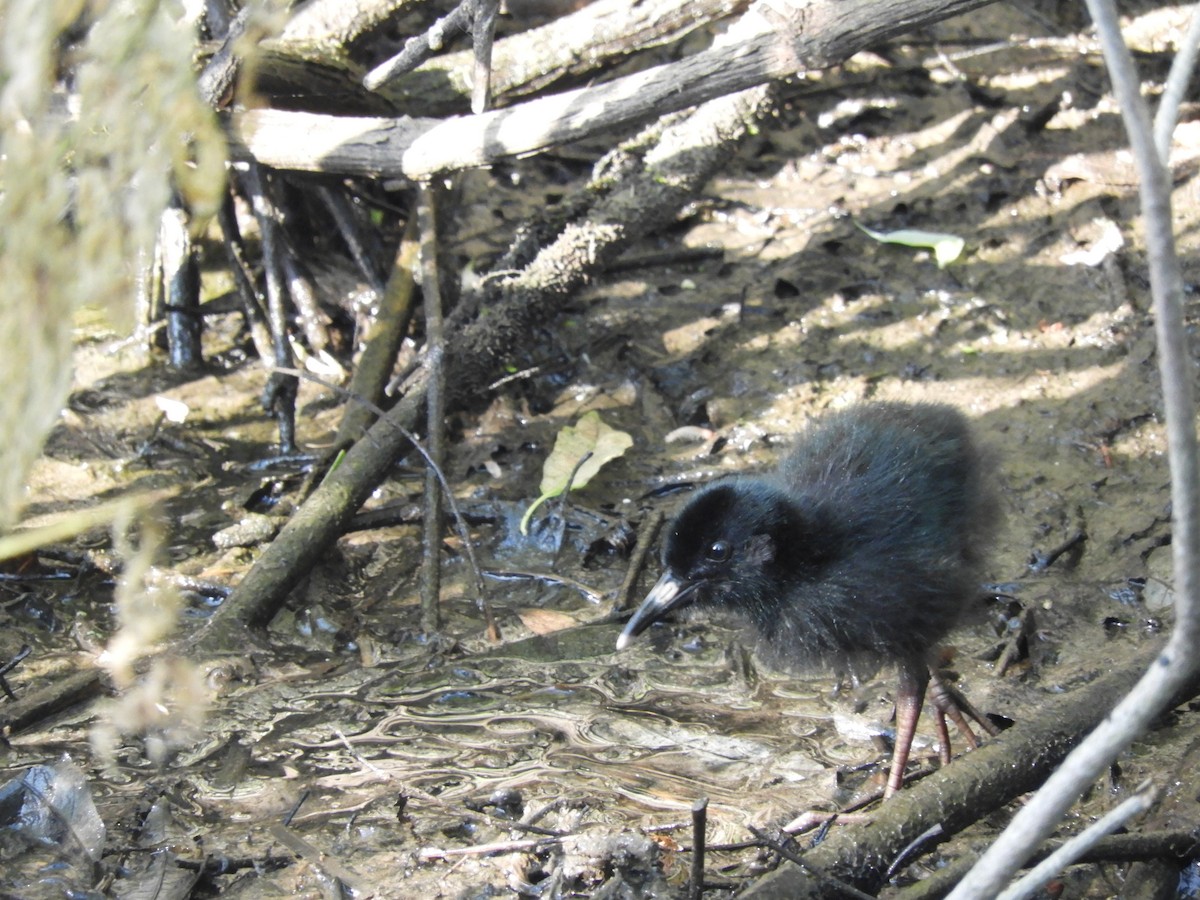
(0, 0), (227, 529)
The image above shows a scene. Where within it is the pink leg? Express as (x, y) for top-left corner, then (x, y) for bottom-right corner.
(887, 662), (929, 798)
(885, 660), (997, 797)
(932, 707), (953, 765)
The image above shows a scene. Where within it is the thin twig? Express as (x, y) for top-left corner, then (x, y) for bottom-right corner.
(418, 185), (445, 634)
(215, 190), (273, 363)
(470, 0), (499, 114)
(363, 0), (473, 91)
(614, 509), (665, 614)
(1152, 4), (1200, 162)
(316, 184), (386, 294)
(549, 451), (593, 569)
(688, 797), (708, 900)
(996, 782), (1157, 900)
(281, 790), (310, 826)
(272, 367), (493, 637)
(0, 644), (31, 700)
(241, 164), (298, 453)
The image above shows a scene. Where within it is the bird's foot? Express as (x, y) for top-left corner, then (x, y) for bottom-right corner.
(927, 667), (999, 764)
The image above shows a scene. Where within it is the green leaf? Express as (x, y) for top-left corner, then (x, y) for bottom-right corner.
(855, 222), (965, 268)
(519, 411), (633, 535)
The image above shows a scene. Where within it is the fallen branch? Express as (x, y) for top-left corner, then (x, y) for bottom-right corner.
(236, 0), (997, 179)
(250, 0), (746, 116)
(360, 0), (748, 113)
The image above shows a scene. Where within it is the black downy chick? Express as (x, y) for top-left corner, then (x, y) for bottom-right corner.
(617, 401), (1001, 797)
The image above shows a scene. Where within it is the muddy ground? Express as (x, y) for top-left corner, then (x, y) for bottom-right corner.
(3, 3), (1200, 898)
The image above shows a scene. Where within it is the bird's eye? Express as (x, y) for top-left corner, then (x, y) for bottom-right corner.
(706, 540), (732, 562)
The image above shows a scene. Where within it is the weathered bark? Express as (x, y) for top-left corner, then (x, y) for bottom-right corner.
(364, 0), (749, 115)
(253, 0), (743, 115)
(237, 0), (999, 179)
(276, 0), (420, 51)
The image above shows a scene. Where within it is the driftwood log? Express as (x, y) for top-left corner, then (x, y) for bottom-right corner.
(236, 0), (997, 179)
(248, 0), (749, 115)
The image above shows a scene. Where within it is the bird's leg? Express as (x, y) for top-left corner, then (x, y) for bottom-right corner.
(927, 668), (1000, 756)
(931, 705), (954, 765)
(887, 662), (929, 798)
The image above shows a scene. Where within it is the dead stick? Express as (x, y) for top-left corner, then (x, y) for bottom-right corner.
(241, 164), (298, 453)
(363, 1), (473, 90)
(615, 509), (664, 614)
(689, 797), (708, 900)
(470, 0), (499, 114)
(418, 184), (446, 634)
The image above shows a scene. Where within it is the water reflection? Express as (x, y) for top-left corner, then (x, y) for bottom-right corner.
(203, 628), (893, 837)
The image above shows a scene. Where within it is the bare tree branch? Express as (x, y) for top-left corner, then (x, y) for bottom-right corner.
(236, 0), (997, 179)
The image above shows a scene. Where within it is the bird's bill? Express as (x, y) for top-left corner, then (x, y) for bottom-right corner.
(616, 571), (695, 650)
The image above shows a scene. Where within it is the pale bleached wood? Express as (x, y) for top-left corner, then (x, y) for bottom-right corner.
(256, 0), (745, 116)
(236, 0), (997, 180)
(363, 0), (750, 114)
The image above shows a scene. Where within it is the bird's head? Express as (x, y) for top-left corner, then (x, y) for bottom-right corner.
(617, 480), (814, 650)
